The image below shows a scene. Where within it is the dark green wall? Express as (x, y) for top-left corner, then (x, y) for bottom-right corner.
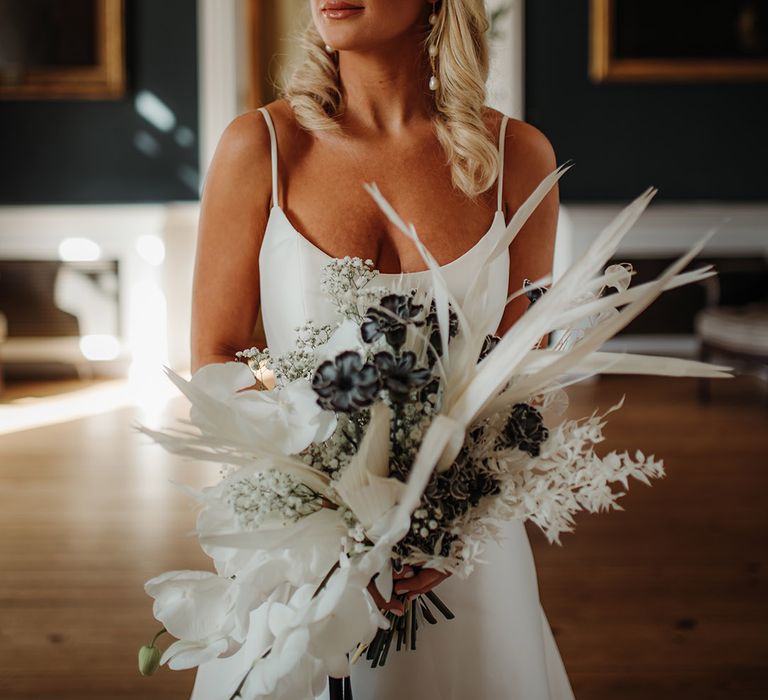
(0, 0), (199, 205)
(525, 1), (768, 202)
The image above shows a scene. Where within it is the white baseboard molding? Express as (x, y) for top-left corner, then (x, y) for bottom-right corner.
(600, 334), (701, 357)
(562, 202), (768, 260)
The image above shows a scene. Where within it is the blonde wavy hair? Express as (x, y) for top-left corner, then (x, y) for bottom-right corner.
(276, 0), (500, 202)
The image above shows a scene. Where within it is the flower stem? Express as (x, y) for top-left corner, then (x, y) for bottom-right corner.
(228, 562), (343, 699)
(313, 561), (341, 599)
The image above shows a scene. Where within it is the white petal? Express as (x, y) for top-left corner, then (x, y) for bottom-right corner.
(315, 319), (365, 363)
(189, 361), (256, 400)
(144, 570), (236, 642)
(162, 638), (230, 670)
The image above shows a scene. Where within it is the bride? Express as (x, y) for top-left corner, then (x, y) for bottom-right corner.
(189, 0), (573, 698)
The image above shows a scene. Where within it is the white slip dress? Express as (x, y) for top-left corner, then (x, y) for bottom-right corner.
(190, 106), (575, 700)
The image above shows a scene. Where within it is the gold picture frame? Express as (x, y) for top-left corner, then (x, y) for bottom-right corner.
(590, 0), (768, 82)
(0, 0), (126, 100)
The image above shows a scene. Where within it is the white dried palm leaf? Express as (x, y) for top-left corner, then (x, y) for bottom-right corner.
(332, 403), (406, 529)
(133, 422), (330, 495)
(198, 507), (345, 553)
(443, 187), (659, 430)
(134, 368), (332, 494)
(485, 230), (718, 413)
(517, 349), (731, 379)
(361, 177), (730, 473)
(549, 265), (716, 332)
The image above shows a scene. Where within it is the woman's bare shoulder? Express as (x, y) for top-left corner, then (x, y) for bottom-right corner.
(482, 106), (555, 162)
(244, 98), (308, 150)
(201, 102), (296, 210)
(213, 107), (272, 169)
(237, 98), (292, 128)
(483, 107), (557, 197)
(505, 118), (556, 169)
(480, 106), (558, 219)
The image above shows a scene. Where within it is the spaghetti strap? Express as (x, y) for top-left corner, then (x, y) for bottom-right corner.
(497, 114), (510, 212)
(257, 106), (280, 209)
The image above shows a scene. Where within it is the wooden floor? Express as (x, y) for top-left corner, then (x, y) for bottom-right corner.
(0, 374), (766, 699)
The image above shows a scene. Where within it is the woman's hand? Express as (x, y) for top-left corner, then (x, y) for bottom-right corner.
(235, 378), (267, 392)
(367, 564), (451, 616)
(394, 566), (451, 600)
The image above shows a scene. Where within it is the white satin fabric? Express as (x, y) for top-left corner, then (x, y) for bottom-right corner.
(258, 204), (509, 357)
(189, 107), (574, 699)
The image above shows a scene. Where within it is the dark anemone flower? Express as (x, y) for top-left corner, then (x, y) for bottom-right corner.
(419, 375), (441, 405)
(445, 467), (499, 507)
(468, 423), (484, 441)
(373, 350), (433, 402)
(311, 350), (381, 412)
(500, 402), (549, 457)
(361, 293), (423, 349)
(478, 334), (501, 362)
(424, 298), (459, 357)
(393, 445), (502, 560)
(523, 278), (547, 307)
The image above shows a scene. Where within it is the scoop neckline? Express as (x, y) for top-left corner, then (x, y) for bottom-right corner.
(268, 204), (506, 277)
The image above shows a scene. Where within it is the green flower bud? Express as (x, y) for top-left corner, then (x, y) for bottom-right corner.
(138, 644), (162, 676)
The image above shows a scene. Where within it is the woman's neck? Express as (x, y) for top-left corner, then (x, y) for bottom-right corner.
(336, 33), (433, 137)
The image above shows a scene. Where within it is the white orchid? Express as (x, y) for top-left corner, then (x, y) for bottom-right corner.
(231, 376), (337, 455)
(190, 478), (259, 578)
(145, 558), (313, 673)
(158, 361), (337, 458)
(243, 625), (328, 700)
(144, 570), (239, 670)
(242, 556), (388, 700)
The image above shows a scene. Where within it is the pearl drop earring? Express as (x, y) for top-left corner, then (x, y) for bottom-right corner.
(325, 43), (334, 54)
(428, 2), (440, 91)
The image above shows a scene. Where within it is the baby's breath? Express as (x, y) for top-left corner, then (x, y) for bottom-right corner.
(294, 321), (334, 351)
(320, 256), (381, 320)
(271, 349), (316, 384)
(299, 411), (360, 479)
(234, 346), (271, 373)
(225, 470), (323, 529)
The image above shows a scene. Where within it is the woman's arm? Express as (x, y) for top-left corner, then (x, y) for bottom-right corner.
(190, 112), (274, 374)
(496, 119), (559, 339)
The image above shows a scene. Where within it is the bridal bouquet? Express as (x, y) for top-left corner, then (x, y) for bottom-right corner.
(134, 165), (729, 698)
